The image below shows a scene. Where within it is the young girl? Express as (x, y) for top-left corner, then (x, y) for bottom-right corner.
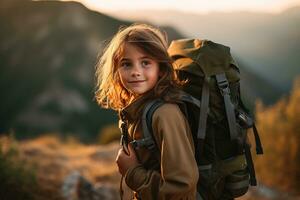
(95, 23), (199, 200)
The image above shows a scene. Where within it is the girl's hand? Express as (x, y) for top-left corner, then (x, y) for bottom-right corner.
(116, 144), (139, 176)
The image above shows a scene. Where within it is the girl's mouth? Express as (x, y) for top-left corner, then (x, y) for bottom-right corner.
(128, 80), (145, 83)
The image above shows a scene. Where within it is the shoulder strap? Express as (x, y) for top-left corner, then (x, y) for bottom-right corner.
(173, 91), (210, 141)
(130, 99), (164, 151)
(197, 77), (210, 139)
(132, 92), (203, 150)
(180, 92), (201, 108)
(216, 73), (238, 140)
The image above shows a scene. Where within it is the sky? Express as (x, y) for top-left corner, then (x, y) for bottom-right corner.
(59, 0), (300, 14)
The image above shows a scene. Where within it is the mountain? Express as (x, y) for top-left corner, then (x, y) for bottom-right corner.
(110, 7), (300, 92)
(0, 0), (184, 140)
(0, 0), (282, 139)
(237, 58), (281, 110)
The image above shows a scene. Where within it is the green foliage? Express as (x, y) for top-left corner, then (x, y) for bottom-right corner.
(98, 124), (121, 144)
(0, 136), (38, 200)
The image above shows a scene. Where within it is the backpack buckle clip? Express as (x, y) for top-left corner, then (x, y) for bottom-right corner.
(219, 86), (230, 96)
(215, 74), (231, 96)
(130, 137), (156, 150)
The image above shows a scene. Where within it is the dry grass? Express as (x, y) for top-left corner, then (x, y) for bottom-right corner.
(2, 78), (300, 200)
(1, 134), (120, 200)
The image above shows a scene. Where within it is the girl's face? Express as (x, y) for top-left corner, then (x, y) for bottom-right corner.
(118, 43), (161, 97)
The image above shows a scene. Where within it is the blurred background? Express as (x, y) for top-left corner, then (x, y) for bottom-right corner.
(0, 0), (299, 199)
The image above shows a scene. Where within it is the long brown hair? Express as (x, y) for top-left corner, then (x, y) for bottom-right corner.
(95, 23), (180, 110)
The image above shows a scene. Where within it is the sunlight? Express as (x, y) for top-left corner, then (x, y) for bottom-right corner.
(58, 0), (300, 14)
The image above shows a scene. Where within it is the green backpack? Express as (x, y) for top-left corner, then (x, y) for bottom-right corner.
(121, 39), (263, 200)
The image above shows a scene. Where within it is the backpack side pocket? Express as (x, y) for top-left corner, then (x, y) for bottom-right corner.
(224, 167), (250, 198)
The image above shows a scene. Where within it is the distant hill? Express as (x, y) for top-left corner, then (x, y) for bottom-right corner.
(0, 0), (183, 140)
(111, 7), (300, 92)
(0, 0), (282, 139)
(237, 58), (281, 110)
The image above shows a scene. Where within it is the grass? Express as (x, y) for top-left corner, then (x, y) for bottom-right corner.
(0, 135), (38, 200)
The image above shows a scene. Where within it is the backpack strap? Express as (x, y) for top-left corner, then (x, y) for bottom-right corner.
(237, 86), (263, 155)
(176, 91), (210, 141)
(180, 92), (201, 108)
(244, 143), (257, 186)
(119, 112), (130, 154)
(215, 73), (238, 140)
(197, 77), (210, 139)
(244, 126), (263, 186)
(252, 124), (263, 154)
(130, 99), (164, 151)
(132, 93), (202, 151)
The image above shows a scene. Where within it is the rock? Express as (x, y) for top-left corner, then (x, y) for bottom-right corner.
(62, 170), (118, 200)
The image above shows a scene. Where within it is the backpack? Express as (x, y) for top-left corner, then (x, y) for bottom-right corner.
(121, 39), (263, 200)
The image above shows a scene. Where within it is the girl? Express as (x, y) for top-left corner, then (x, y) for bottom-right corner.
(95, 23), (199, 200)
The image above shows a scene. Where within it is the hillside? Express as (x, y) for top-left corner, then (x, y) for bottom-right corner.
(0, 0), (183, 139)
(0, 0), (283, 138)
(111, 7), (300, 91)
(2, 77), (300, 199)
(254, 77), (300, 195)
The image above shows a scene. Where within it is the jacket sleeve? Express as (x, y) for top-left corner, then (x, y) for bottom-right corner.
(125, 103), (199, 200)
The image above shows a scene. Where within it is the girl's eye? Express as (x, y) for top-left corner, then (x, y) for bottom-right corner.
(141, 60), (150, 67)
(120, 62), (131, 68)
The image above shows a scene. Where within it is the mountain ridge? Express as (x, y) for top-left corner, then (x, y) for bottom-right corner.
(108, 6), (300, 91)
(0, 0), (184, 139)
(0, 0), (283, 139)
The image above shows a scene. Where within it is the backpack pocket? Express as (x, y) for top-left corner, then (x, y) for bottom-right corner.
(198, 164), (213, 188)
(198, 164), (223, 199)
(224, 167), (250, 198)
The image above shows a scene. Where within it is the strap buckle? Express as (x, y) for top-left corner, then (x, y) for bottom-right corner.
(219, 87), (231, 96)
(120, 121), (127, 133)
(216, 73), (231, 96)
(130, 137), (156, 150)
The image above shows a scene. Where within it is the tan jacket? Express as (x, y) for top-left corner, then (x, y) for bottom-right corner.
(119, 90), (199, 200)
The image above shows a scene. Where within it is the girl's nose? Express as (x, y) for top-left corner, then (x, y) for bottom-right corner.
(131, 65), (141, 77)
(131, 71), (141, 77)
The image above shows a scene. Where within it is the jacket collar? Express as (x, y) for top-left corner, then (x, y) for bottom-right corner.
(119, 87), (184, 122)
(119, 90), (155, 123)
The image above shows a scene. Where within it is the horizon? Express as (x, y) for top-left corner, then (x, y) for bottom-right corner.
(58, 0), (300, 14)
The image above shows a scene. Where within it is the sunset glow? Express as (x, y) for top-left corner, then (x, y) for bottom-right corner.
(59, 0), (300, 14)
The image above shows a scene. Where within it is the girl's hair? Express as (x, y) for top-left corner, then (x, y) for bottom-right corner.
(95, 23), (180, 110)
